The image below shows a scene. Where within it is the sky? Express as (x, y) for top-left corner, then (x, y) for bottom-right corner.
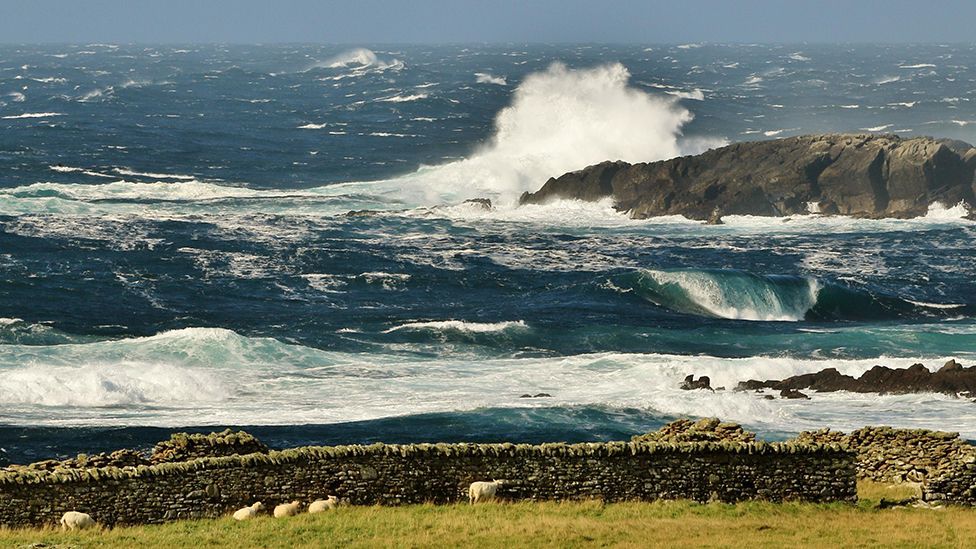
(3, 0), (976, 44)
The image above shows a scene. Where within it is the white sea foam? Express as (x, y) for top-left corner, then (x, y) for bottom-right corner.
(78, 87), (111, 102)
(2, 112), (64, 120)
(475, 72), (507, 85)
(1, 327), (973, 436)
(876, 75), (901, 85)
(324, 47), (380, 68)
(113, 168), (196, 180)
(383, 320), (528, 334)
(363, 62), (725, 205)
(297, 122), (329, 129)
(924, 201), (971, 220)
(861, 124), (893, 132)
(0, 362), (228, 407)
(899, 63), (937, 69)
(664, 88), (705, 101)
(31, 77), (67, 84)
(377, 93), (428, 103)
(306, 48), (404, 74)
(0, 180), (274, 202)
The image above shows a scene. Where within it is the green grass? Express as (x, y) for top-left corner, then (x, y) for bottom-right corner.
(1, 482), (972, 548)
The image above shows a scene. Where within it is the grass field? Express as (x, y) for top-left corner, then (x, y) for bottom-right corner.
(1, 483), (972, 548)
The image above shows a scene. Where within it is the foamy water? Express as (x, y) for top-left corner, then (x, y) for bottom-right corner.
(2, 43), (976, 458)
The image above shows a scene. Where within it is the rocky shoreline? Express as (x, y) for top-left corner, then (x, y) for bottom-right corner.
(681, 359), (976, 400)
(519, 134), (976, 221)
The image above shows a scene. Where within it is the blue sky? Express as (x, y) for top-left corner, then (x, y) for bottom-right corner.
(4, 0), (976, 44)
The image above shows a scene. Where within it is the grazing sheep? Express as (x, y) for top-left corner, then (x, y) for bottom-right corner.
(60, 511), (96, 531)
(232, 501), (265, 521)
(273, 500), (302, 518)
(468, 480), (505, 504)
(308, 495), (340, 514)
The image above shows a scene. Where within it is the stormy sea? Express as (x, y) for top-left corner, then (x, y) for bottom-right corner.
(2, 43), (975, 463)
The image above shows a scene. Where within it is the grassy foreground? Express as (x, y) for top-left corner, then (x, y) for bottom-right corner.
(1, 483), (973, 548)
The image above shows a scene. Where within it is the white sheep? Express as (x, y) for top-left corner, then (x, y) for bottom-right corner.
(59, 511), (96, 531)
(273, 500), (302, 518)
(308, 495), (340, 514)
(232, 501), (265, 521)
(468, 480), (505, 503)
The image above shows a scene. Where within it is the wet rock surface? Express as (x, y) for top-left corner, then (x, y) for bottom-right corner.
(520, 134), (976, 220)
(735, 360), (976, 396)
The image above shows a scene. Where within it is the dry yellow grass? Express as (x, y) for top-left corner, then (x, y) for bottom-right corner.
(1, 482), (972, 548)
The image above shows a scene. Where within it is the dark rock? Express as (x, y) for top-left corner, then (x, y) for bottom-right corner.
(780, 389), (811, 400)
(519, 134), (976, 220)
(462, 198), (493, 210)
(762, 395), (776, 400)
(533, 393), (552, 398)
(706, 207), (724, 225)
(737, 360), (976, 396)
(679, 374), (713, 391)
(344, 209), (382, 217)
(876, 497), (917, 509)
(940, 359), (963, 373)
(519, 394), (533, 398)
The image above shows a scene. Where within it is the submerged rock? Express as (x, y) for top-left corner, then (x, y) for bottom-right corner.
(780, 389), (811, 400)
(519, 134), (976, 220)
(461, 198), (493, 210)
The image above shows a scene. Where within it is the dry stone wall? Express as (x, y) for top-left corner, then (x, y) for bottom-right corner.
(0, 441), (855, 527)
(794, 426), (971, 483)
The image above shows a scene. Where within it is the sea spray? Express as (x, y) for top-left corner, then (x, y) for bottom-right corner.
(375, 62), (725, 205)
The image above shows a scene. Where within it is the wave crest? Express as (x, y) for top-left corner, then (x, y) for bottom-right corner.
(624, 269), (972, 322)
(633, 269), (820, 321)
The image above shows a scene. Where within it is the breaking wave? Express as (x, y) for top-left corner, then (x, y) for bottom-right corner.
(305, 48), (404, 73)
(373, 62), (726, 205)
(383, 320), (528, 334)
(624, 269), (972, 322)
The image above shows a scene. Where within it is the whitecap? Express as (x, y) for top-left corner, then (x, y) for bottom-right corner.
(383, 320), (527, 334)
(475, 73), (507, 86)
(2, 112), (64, 119)
(377, 93), (428, 103)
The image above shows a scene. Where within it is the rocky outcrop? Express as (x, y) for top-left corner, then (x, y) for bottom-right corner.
(679, 374), (713, 391)
(150, 430), (269, 464)
(632, 418), (756, 444)
(735, 360), (976, 396)
(519, 134), (976, 220)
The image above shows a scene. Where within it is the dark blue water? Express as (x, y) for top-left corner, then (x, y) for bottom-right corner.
(2, 44), (975, 463)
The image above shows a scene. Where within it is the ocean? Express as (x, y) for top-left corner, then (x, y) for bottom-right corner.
(1, 43), (975, 463)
